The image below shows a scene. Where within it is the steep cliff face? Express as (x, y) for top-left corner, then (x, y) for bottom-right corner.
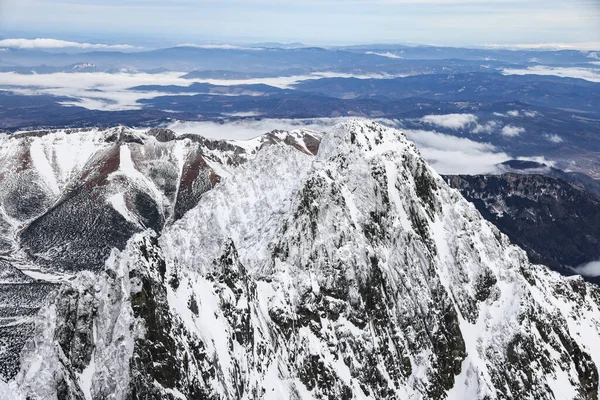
(3, 120), (600, 399)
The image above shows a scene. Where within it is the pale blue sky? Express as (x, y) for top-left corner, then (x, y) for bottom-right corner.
(1, 0), (599, 47)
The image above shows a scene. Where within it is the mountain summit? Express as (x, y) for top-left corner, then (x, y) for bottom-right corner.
(2, 120), (600, 399)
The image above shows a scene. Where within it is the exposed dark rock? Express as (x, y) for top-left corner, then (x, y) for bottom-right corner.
(146, 128), (177, 142)
(173, 149), (220, 221)
(54, 285), (97, 372)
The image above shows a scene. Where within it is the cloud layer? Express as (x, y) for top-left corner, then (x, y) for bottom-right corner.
(502, 66), (600, 83)
(419, 113), (514, 136)
(0, 38), (135, 50)
(501, 125), (525, 137)
(573, 260), (600, 277)
(421, 113), (478, 130)
(543, 133), (563, 143)
(0, 71), (397, 111)
(472, 121), (499, 134)
(365, 51), (402, 59)
(403, 129), (510, 174)
(0, 71), (202, 111)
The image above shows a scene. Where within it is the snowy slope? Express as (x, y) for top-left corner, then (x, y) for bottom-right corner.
(2, 120), (600, 399)
(0, 126), (321, 272)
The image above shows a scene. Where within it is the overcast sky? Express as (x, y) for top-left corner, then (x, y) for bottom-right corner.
(1, 0), (599, 47)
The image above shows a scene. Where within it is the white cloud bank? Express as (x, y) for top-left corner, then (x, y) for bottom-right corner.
(0, 70), (399, 111)
(0, 71), (202, 111)
(502, 66), (600, 83)
(543, 133), (563, 143)
(515, 155), (556, 168)
(420, 113), (502, 135)
(573, 260), (600, 278)
(501, 125), (525, 137)
(365, 51), (401, 59)
(0, 38), (135, 50)
(404, 129), (510, 174)
(420, 113), (478, 130)
(493, 110), (538, 118)
(472, 120), (499, 134)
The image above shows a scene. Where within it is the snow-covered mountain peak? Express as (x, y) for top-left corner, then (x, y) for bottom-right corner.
(3, 120), (600, 399)
(317, 119), (410, 159)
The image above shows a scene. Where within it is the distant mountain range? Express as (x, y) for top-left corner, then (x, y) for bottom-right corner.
(1, 44), (596, 71)
(1, 42), (599, 181)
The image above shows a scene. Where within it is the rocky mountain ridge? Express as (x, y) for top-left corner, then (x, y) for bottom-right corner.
(0, 126), (323, 271)
(1, 121), (600, 399)
(0, 125), (323, 385)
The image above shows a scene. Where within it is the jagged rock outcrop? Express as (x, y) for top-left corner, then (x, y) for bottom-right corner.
(2, 121), (600, 399)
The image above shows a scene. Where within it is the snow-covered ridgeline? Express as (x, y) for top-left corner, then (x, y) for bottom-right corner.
(0, 126), (323, 272)
(2, 120), (600, 399)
